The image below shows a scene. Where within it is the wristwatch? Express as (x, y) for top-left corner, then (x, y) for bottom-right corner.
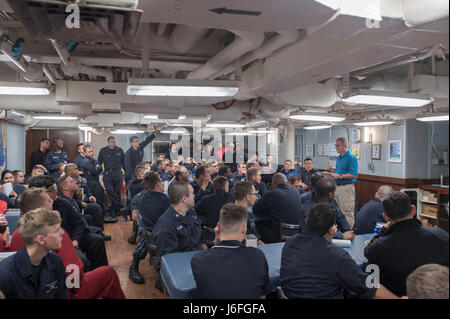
(339, 174), (343, 179)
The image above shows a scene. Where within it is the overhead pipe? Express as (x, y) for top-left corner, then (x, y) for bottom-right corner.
(168, 24), (210, 54)
(402, 0), (449, 27)
(43, 65), (56, 84)
(211, 30), (301, 79)
(50, 39), (114, 82)
(156, 23), (168, 37)
(187, 30), (265, 80)
(352, 44), (443, 76)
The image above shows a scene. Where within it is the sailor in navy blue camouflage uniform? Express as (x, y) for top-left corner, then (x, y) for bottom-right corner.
(44, 137), (70, 180)
(354, 185), (393, 235)
(280, 203), (398, 299)
(252, 173), (302, 243)
(0, 208), (67, 299)
(73, 143), (85, 174)
(79, 145), (114, 221)
(191, 203), (270, 299)
(124, 129), (159, 187)
(129, 172), (169, 284)
(233, 181), (263, 244)
(298, 177), (355, 240)
(98, 136), (125, 217)
(151, 182), (206, 290)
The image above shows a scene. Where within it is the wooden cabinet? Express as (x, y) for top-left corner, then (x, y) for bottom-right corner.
(418, 185), (449, 232)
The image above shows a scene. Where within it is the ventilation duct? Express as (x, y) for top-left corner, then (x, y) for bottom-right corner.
(7, 0), (142, 43)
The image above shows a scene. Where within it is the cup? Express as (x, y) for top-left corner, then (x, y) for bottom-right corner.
(245, 234), (257, 248)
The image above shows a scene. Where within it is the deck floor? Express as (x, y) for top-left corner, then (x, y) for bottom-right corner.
(104, 220), (169, 299)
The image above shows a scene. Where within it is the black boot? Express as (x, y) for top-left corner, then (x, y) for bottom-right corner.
(129, 257), (145, 284)
(127, 220), (138, 244)
(104, 211), (118, 223)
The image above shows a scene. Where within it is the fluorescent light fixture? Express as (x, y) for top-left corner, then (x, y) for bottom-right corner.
(304, 125), (332, 130)
(178, 115), (186, 120)
(343, 89), (432, 107)
(78, 125), (93, 131)
(206, 123), (245, 128)
(160, 130), (188, 134)
(0, 82), (50, 95)
(127, 78), (240, 97)
(290, 113), (345, 122)
(110, 129), (144, 134)
(33, 115), (78, 120)
(144, 115), (158, 120)
(247, 129), (276, 134)
(354, 119), (394, 126)
(225, 132), (254, 136)
(416, 114), (449, 122)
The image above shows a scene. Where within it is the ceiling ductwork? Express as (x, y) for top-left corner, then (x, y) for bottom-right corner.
(168, 25), (209, 54)
(187, 30), (265, 80)
(50, 39), (113, 82)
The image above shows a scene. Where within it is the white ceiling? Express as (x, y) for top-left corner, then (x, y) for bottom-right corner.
(0, 0), (448, 129)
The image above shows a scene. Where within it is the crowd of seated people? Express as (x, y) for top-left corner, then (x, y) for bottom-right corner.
(1, 137), (448, 300)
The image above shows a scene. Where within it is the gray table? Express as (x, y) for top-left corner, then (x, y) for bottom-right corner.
(160, 233), (375, 299)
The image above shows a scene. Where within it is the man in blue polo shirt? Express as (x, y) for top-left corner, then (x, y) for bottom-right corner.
(191, 203), (270, 299)
(280, 203), (398, 299)
(0, 208), (67, 299)
(327, 137), (358, 228)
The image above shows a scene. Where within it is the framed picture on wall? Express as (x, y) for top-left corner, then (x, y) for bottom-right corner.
(388, 140), (402, 163)
(305, 144), (315, 157)
(371, 144), (381, 160)
(351, 144), (360, 159)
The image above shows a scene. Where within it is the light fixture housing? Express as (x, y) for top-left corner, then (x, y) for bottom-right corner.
(205, 123), (245, 128)
(342, 89), (432, 107)
(127, 78), (240, 97)
(0, 82), (50, 95)
(144, 115), (159, 120)
(33, 115), (78, 120)
(354, 119), (394, 126)
(247, 129), (276, 134)
(304, 125), (332, 130)
(416, 114), (449, 122)
(160, 130), (189, 134)
(290, 113), (345, 122)
(110, 129), (145, 134)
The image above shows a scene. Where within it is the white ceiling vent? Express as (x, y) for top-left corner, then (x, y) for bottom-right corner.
(7, 0), (142, 43)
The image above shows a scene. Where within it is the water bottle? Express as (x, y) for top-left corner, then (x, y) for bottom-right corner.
(164, 181), (169, 194)
(374, 222), (386, 233)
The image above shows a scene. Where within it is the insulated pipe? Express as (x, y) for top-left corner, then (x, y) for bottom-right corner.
(187, 30), (265, 80)
(212, 30), (301, 78)
(353, 44), (442, 76)
(156, 23), (168, 37)
(43, 65), (56, 84)
(402, 0), (449, 27)
(167, 24), (209, 54)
